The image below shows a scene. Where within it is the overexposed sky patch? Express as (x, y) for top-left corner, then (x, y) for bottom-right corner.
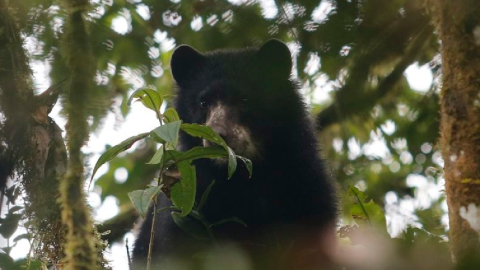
(312, 0), (335, 23)
(260, 0), (278, 19)
(136, 4), (151, 20)
(111, 9), (132, 35)
(405, 63), (433, 92)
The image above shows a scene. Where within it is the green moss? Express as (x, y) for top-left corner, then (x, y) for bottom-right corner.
(57, 0), (109, 269)
(461, 178), (480, 184)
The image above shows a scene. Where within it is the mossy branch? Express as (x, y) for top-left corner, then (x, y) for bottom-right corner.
(59, 0), (107, 269)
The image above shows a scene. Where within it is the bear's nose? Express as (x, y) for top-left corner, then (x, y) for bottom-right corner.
(205, 103), (230, 144)
(209, 123), (228, 140)
(203, 124), (229, 147)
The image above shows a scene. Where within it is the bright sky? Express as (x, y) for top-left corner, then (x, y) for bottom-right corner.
(1, 2), (445, 269)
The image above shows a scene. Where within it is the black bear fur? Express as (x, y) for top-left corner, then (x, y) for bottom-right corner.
(133, 39), (337, 270)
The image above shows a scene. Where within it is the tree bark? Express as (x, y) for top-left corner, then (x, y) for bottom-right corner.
(434, 0), (480, 265)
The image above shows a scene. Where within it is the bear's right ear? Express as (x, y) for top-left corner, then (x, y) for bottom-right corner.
(171, 45), (206, 87)
(255, 39), (292, 79)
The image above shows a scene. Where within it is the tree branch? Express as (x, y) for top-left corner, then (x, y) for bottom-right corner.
(316, 25), (434, 130)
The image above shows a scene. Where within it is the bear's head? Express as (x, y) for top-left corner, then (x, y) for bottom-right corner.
(171, 39), (303, 160)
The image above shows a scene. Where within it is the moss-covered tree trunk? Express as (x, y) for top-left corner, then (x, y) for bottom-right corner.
(59, 0), (107, 269)
(1, 0), (109, 268)
(0, 0), (68, 266)
(433, 0), (480, 265)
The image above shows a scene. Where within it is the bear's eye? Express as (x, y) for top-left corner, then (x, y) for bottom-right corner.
(199, 100), (208, 109)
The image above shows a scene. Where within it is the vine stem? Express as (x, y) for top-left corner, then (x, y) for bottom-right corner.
(146, 201), (157, 270)
(146, 107), (165, 270)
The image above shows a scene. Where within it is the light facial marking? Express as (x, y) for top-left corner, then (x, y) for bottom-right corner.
(204, 103), (258, 159)
(205, 103), (229, 138)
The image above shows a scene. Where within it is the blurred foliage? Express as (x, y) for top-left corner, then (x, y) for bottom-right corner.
(2, 0), (447, 267)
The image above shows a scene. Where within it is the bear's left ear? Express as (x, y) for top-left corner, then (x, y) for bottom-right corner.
(171, 45), (206, 87)
(255, 39), (292, 79)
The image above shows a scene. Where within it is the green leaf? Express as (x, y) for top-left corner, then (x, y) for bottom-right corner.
(171, 212), (209, 240)
(1, 247), (12, 255)
(209, 217), (247, 228)
(90, 133), (149, 183)
(127, 88), (163, 113)
(152, 120), (182, 143)
(348, 186), (387, 231)
(181, 123), (237, 178)
(12, 259), (42, 270)
(163, 107), (180, 123)
(180, 123), (223, 144)
(0, 253), (14, 269)
(149, 130), (166, 144)
(237, 155), (253, 178)
(170, 161), (196, 217)
(198, 180), (215, 211)
(12, 233), (29, 243)
(164, 146), (228, 164)
(8, 206), (22, 214)
(225, 147), (237, 179)
(128, 186), (163, 219)
(0, 213), (22, 239)
(146, 147), (164, 165)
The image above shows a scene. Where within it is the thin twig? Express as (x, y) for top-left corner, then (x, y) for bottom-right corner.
(146, 201), (157, 270)
(146, 104), (165, 270)
(126, 238), (132, 270)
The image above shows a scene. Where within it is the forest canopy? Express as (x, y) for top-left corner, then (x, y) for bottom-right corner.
(1, 0), (480, 269)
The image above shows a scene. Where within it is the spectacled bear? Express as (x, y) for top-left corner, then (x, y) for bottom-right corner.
(133, 39), (337, 270)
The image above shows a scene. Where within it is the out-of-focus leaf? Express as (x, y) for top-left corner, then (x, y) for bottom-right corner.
(171, 212), (209, 240)
(12, 233), (29, 243)
(11, 259), (42, 270)
(8, 206), (22, 214)
(0, 213), (22, 239)
(209, 217), (247, 228)
(348, 186), (387, 232)
(198, 180), (215, 211)
(0, 253), (14, 269)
